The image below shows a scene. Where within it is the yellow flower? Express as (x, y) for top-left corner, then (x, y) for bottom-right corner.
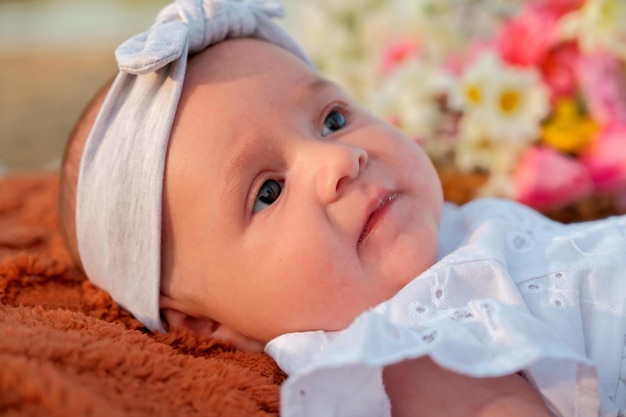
(541, 99), (598, 154)
(451, 52), (549, 145)
(464, 84), (483, 106)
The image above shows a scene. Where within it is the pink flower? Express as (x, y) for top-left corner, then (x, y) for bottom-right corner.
(540, 42), (580, 100)
(515, 145), (593, 210)
(496, 2), (567, 68)
(577, 53), (626, 125)
(579, 123), (626, 194)
(380, 38), (420, 74)
(543, 0), (585, 14)
(496, 1), (582, 101)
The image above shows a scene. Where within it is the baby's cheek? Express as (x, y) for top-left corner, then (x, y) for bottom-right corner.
(390, 231), (437, 286)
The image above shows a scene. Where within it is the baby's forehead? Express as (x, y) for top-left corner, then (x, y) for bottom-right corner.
(183, 38), (318, 94)
(172, 38), (330, 146)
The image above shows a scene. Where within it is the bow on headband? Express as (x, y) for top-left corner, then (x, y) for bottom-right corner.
(76, 0), (310, 332)
(116, 0), (308, 74)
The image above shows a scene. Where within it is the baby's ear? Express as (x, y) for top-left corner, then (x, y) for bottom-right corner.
(159, 301), (218, 336)
(159, 295), (265, 352)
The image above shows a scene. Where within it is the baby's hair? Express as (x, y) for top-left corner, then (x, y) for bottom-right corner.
(58, 76), (114, 269)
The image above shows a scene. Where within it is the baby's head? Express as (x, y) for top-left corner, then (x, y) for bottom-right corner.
(60, 1), (443, 350)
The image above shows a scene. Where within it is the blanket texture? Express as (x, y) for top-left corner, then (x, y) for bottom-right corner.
(0, 171), (622, 416)
(0, 173), (283, 417)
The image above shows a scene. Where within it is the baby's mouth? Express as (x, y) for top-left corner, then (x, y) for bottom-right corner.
(358, 193), (399, 247)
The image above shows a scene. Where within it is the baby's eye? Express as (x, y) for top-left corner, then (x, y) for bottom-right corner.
(253, 179), (282, 213)
(321, 110), (346, 137)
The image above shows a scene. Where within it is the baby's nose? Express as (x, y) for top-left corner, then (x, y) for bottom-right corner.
(311, 141), (368, 204)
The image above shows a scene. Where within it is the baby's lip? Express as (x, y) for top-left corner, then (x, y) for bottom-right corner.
(358, 191), (399, 247)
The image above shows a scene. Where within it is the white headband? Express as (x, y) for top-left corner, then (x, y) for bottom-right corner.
(76, 0), (310, 332)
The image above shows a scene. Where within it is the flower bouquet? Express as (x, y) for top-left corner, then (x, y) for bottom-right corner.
(283, 0), (626, 212)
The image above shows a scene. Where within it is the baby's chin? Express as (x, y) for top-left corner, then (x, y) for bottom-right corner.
(384, 251), (438, 297)
(390, 268), (424, 296)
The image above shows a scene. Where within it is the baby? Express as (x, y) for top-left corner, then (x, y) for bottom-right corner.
(59, 1), (625, 416)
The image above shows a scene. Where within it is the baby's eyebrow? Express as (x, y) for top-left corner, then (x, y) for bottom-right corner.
(222, 136), (268, 217)
(295, 77), (336, 106)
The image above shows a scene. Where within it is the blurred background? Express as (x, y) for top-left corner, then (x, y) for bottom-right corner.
(1, 0), (624, 212)
(0, 0), (169, 171)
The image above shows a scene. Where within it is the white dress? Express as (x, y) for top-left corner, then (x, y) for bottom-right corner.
(266, 199), (626, 417)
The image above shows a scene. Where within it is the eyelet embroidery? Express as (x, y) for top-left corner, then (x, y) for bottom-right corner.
(549, 294), (567, 309)
(507, 233), (535, 252)
(430, 275), (448, 308)
(431, 285), (446, 307)
(518, 274), (571, 310)
(477, 301), (500, 333)
(521, 282), (547, 294)
(407, 302), (430, 320)
(421, 330), (437, 343)
(449, 309), (473, 321)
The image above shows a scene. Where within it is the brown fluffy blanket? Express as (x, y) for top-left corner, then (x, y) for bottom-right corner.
(0, 173), (283, 417)
(0, 171), (623, 417)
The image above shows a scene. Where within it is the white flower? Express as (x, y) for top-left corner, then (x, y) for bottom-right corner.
(560, 0), (626, 59)
(454, 128), (524, 198)
(281, 2), (351, 67)
(455, 127), (523, 171)
(282, 0), (398, 101)
(452, 51), (549, 145)
(369, 58), (453, 142)
(388, 0), (524, 60)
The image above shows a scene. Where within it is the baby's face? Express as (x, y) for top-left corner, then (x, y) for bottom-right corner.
(163, 39), (443, 343)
